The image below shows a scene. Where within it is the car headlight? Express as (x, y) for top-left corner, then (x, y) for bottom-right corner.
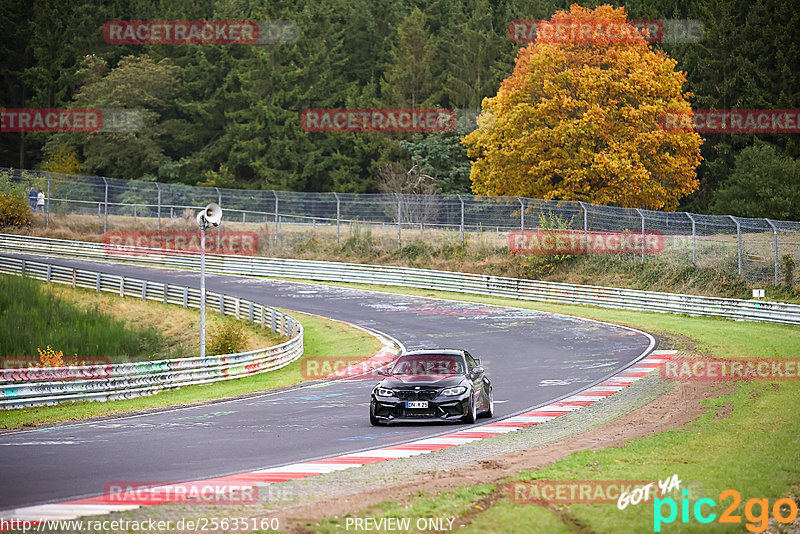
(375, 387), (395, 397)
(441, 386), (468, 396)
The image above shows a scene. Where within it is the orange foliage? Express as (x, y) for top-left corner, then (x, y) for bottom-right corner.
(36, 345), (65, 367)
(463, 4), (703, 210)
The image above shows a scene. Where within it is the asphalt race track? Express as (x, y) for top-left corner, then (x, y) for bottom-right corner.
(0, 253), (655, 510)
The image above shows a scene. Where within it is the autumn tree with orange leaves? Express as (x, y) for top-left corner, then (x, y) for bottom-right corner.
(463, 4), (702, 210)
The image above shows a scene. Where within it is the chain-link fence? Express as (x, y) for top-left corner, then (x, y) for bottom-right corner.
(5, 167), (800, 285)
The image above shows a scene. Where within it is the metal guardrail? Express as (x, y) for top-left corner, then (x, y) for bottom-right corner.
(5, 167), (800, 284)
(1, 233), (798, 326)
(0, 254), (303, 409)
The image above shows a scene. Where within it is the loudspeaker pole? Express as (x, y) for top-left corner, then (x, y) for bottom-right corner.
(200, 224), (206, 359)
(196, 202), (222, 360)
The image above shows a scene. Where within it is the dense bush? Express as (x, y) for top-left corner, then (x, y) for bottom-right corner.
(0, 192), (31, 227)
(207, 318), (248, 356)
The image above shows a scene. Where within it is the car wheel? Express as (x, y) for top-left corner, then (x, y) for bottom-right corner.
(480, 387), (494, 418)
(370, 404), (383, 426)
(462, 394), (477, 424)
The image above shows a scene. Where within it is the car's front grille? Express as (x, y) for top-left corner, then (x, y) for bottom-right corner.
(395, 389), (438, 401)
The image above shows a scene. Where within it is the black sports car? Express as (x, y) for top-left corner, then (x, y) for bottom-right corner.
(370, 349), (493, 425)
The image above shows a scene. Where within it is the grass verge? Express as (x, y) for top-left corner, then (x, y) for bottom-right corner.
(292, 280), (800, 534)
(0, 274), (166, 362)
(0, 308), (382, 430)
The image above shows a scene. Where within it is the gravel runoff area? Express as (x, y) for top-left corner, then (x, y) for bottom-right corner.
(35, 364), (682, 533)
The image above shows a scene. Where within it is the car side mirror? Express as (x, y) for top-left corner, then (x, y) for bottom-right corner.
(377, 368), (389, 376)
(474, 358), (481, 365)
(470, 366), (484, 378)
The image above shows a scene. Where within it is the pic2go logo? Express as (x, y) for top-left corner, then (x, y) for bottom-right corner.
(654, 489), (798, 532)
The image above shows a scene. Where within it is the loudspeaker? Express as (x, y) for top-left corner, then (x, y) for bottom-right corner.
(196, 202), (223, 228)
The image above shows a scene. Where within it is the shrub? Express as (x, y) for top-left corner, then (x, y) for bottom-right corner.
(781, 255), (796, 289)
(0, 192), (31, 227)
(207, 318), (248, 355)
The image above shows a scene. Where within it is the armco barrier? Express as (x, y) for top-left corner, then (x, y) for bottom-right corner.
(1, 233), (799, 325)
(0, 255), (303, 409)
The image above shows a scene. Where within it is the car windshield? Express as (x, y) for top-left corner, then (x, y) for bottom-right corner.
(390, 355), (464, 375)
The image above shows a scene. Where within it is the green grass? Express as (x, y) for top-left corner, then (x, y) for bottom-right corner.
(0, 274), (165, 362)
(292, 280), (800, 534)
(0, 309), (382, 429)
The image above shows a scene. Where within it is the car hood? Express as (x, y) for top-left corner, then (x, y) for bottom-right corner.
(378, 375), (466, 388)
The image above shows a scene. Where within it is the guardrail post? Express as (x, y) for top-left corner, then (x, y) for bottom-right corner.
(729, 215), (743, 275)
(219, 295), (225, 314)
(46, 264), (51, 283)
(248, 302), (254, 322)
(270, 309), (276, 332)
(102, 177), (109, 234)
(119, 276), (124, 296)
(518, 197), (525, 231)
(280, 314), (286, 336)
(141, 280), (147, 299)
(272, 191), (279, 245)
(72, 268), (76, 288)
(96, 272), (100, 291)
(766, 219), (779, 285)
(20, 259), (25, 276)
(155, 182), (161, 229)
(457, 194), (465, 245)
(235, 297), (240, 319)
(333, 192), (341, 244)
(163, 283), (168, 304)
(183, 287), (188, 307)
(686, 212), (697, 267)
(635, 208), (645, 263)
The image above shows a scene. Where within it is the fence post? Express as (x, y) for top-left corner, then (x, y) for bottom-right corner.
(686, 212), (697, 267)
(45, 172), (50, 229)
(457, 194), (465, 245)
(155, 182), (161, 229)
(215, 187), (222, 239)
(729, 215), (743, 275)
(766, 219), (779, 285)
(518, 197), (524, 231)
(635, 208), (645, 263)
(395, 193), (402, 248)
(578, 201), (588, 238)
(272, 191), (279, 245)
(333, 192), (341, 244)
(102, 177), (109, 234)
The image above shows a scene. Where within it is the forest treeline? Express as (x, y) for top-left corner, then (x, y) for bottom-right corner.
(1, 0), (798, 217)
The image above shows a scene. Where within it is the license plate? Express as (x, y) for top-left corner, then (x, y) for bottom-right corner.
(405, 401), (428, 409)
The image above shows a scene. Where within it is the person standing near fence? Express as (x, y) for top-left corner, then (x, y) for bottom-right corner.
(29, 187), (37, 212)
(36, 189), (45, 213)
